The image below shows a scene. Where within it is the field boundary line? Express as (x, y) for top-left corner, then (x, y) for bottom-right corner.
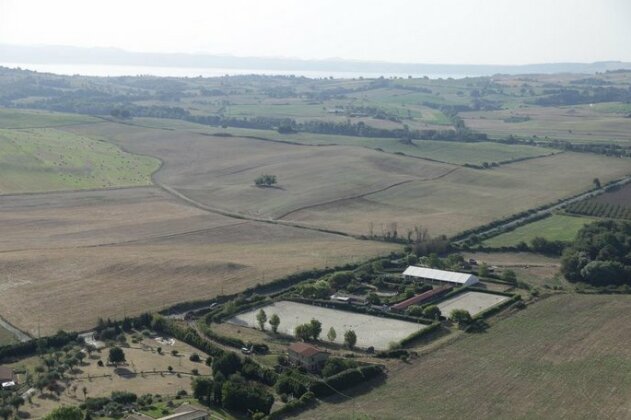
(277, 167), (460, 220)
(155, 183), (355, 238)
(0, 120), (107, 130)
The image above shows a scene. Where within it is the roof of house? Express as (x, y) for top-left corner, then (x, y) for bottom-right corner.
(288, 342), (327, 358)
(391, 286), (452, 311)
(402, 266), (479, 285)
(0, 366), (13, 381)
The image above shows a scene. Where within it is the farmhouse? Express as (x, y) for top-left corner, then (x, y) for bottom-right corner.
(391, 286), (453, 311)
(288, 342), (329, 371)
(402, 266), (479, 287)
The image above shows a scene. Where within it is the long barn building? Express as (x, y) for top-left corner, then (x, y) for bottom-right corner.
(402, 266), (479, 287)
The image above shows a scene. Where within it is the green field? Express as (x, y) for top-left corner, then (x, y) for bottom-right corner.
(303, 294), (631, 419)
(482, 214), (595, 247)
(0, 127), (160, 193)
(0, 108), (100, 129)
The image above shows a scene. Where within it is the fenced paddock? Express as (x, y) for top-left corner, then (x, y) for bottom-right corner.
(437, 291), (509, 317)
(227, 301), (427, 350)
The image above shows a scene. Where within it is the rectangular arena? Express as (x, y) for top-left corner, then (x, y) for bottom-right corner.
(227, 301), (427, 350)
(437, 291), (509, 317)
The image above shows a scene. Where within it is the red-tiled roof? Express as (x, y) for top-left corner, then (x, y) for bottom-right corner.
(391, 286), (452, 311)
(289, 342), (325, 357)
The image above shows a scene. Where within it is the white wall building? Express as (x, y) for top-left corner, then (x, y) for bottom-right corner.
(402, 266), (479, 287)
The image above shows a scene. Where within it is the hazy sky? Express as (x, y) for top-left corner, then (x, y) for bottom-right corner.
(1, 0), (630, 64)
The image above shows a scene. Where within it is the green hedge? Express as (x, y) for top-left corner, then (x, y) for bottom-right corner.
(200, 324), (246, 349)
(309, 365), (384, 397)
(375, 349), (409, 359)
(267, 392), (316, 419)
(159, 320), (224, 358)
(399, 322), (442, 347)
(287, 297), (433, 325)
(0, 330), (79, 363)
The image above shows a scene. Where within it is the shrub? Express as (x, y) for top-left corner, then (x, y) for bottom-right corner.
(309, 365), (384, 397)
(110, 391), (137, 405)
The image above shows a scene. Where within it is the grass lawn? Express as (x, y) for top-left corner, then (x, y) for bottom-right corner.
(302, 294), (631, 419)
(0, 128), (160, 193)
(482, 214), (595, 247)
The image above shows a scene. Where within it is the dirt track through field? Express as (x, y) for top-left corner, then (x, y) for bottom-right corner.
(276, 167), (460, 220)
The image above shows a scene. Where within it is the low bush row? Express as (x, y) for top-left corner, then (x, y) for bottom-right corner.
(309, 365), (384, 397)
(286, 296), (433, 325)
(0, 330), (79, 363)
(398, 322), (442, 347)
(267, 392), (316, 419)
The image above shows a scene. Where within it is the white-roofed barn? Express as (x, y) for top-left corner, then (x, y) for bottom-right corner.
(402, 266), (479, 287)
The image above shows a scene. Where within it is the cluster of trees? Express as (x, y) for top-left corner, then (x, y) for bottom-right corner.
(254, 174), (277, 187)
(534, 86), (631, 106)
(192, 352), (276, 416)
(542, 139), (631, 158)
(294, 319), (322, 341)
(0, 330), (79, 364)
(407, 304), (442, 320)
(255, 309), (280, 333)
(561, 220), (631, 286)
(291, 318), (356, 348)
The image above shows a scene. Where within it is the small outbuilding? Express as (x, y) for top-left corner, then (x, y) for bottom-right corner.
(391, 286), (453, 311)
(288, 342), (329, 371)
(402, 266), (479, 287)
(0, 366), (14, 384)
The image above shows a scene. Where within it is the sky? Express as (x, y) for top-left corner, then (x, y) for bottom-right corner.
(1, 0), (630, 65)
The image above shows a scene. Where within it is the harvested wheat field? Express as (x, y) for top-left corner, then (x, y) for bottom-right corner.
(64, 123), (631, 238)
(0, 186), (396, 335)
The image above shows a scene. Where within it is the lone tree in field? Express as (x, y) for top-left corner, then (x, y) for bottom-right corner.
(256, 309), (268, 331)
(327, 326), (337, 342)
(108, 346), (126, 366)
(269, 313), (280, 333)
(254, 174), (277, 187)
(593, 177), (601, 188)
(344, 330), (357, 349)
(450, 309), (473, 329)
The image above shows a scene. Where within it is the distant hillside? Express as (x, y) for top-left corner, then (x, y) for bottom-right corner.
(2, 44), (631, 76)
